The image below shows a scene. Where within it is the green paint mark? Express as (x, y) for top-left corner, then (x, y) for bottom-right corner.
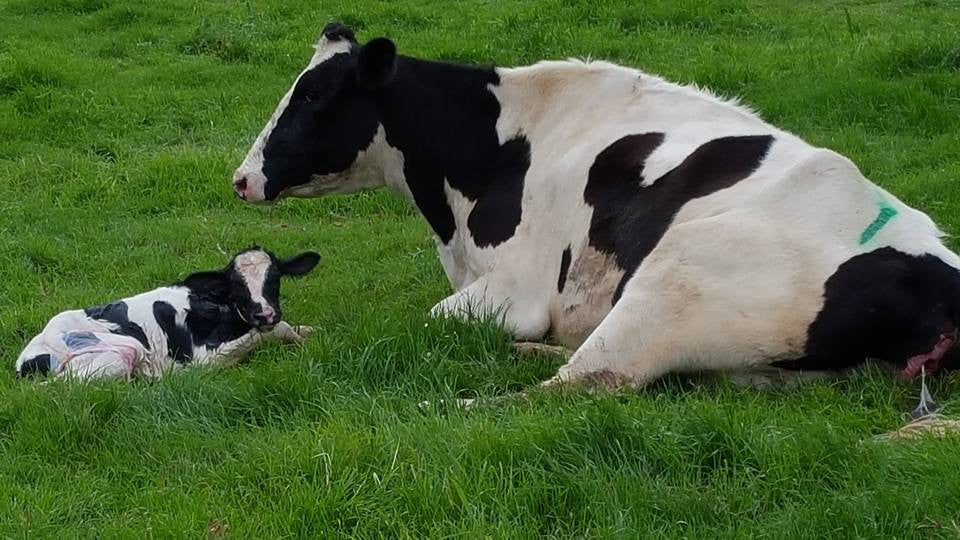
(859, 205), (897, 245)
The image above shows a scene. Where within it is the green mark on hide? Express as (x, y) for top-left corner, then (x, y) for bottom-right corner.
(859, 204), (898, 245)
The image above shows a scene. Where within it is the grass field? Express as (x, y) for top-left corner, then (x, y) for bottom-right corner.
(2, 0), (960, 536)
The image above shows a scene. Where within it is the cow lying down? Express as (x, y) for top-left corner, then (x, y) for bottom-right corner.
(233, 24), (960, 392)
(15, 247), (320, 380)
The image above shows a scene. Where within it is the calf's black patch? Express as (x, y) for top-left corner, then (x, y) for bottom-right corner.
(85, 301), (150, 350)
(774, 247), (960, 372)
(558, 245), (572, 293)
(585, 134), (774, 303)
(17, 354), (51, 377)
(185, 295), (250, 350)
(152, 301), (192, 364)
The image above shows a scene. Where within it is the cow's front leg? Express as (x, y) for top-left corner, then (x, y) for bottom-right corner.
(429, 274), (551, 340)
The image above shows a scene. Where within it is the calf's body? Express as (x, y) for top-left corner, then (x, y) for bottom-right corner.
(16, 248), (319, 380)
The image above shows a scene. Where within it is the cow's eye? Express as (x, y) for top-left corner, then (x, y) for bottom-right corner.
(304, 90), (321, 103)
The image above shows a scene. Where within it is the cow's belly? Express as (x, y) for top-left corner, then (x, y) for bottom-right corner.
(549, 245), (623, 348)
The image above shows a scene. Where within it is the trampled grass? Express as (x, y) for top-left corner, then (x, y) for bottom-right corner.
(1, 0), (960, 536)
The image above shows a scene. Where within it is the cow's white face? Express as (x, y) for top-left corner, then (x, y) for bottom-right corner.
(233, 23), (398, 203)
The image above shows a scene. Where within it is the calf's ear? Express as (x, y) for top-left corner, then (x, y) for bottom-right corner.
(357, 37), (397, 90)
(278, 252), (321, 277)
(183, 271), (229, 298)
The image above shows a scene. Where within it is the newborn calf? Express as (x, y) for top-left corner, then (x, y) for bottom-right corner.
(16, 247), (320, 380)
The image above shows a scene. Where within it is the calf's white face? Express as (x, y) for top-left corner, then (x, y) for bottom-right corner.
(231, 250), (277, 326)
(189, 248), (321, 329)
(232, 23), (398, 203)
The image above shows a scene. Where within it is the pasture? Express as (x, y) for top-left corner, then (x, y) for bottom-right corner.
(2, 0), (960, 536)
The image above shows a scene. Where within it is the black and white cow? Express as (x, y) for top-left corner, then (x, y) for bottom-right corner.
(16, 247), (320, 380)
(232, 23), (960, 389)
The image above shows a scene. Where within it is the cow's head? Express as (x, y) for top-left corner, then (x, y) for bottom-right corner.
(184, 247), (321, 329)
(232, 23), (398, 203)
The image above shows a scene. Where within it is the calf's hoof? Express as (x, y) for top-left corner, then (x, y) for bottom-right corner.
(293, 325), (315, 339)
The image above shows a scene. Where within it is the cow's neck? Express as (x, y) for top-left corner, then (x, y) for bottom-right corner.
(375, 56), (515, 246)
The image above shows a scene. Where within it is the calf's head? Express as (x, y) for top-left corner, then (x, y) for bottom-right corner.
(183, 247), (321, 329)
(233, 23), (398, 203)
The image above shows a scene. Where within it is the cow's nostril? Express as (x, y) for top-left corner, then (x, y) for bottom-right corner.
(233, 176), (248, 199)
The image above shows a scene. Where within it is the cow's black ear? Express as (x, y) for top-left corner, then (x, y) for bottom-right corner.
(183, 271), (229, 298)
(278, 252), (321, 277)
(322, 22), (356, 43)
(357, 38), (397, 89)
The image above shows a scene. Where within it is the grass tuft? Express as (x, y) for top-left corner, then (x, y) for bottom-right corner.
(180, 19), (257, 63)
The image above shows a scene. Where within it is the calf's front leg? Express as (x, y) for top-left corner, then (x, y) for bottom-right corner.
(200, 322), (315, 367)
(269, 321), (315, 343)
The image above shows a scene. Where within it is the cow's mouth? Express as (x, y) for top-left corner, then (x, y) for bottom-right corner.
(899, 331), (957, 380)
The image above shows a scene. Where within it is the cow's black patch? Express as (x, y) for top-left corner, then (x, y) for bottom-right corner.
(558, 245), (572, 293)
(774, 247), (960, 372)
(152, 301), (192, 364)
(85, 301), (150, 350)
(377, 57), (530, 246)
(259, 38), (530, 247)
(17, 354), (51, 377)
(585, 134), (774, 303)
(463, 136), (530, 247)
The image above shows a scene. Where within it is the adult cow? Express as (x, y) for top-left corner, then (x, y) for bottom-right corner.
(232, 23), (960, 389)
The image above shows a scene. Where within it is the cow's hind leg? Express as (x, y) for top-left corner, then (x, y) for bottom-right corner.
(546, 216), (822, 389)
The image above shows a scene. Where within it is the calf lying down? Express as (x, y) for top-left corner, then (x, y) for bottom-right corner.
(15, 247), (320, 380)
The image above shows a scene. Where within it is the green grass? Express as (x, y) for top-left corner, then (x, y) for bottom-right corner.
(2, 0), (960, 536)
